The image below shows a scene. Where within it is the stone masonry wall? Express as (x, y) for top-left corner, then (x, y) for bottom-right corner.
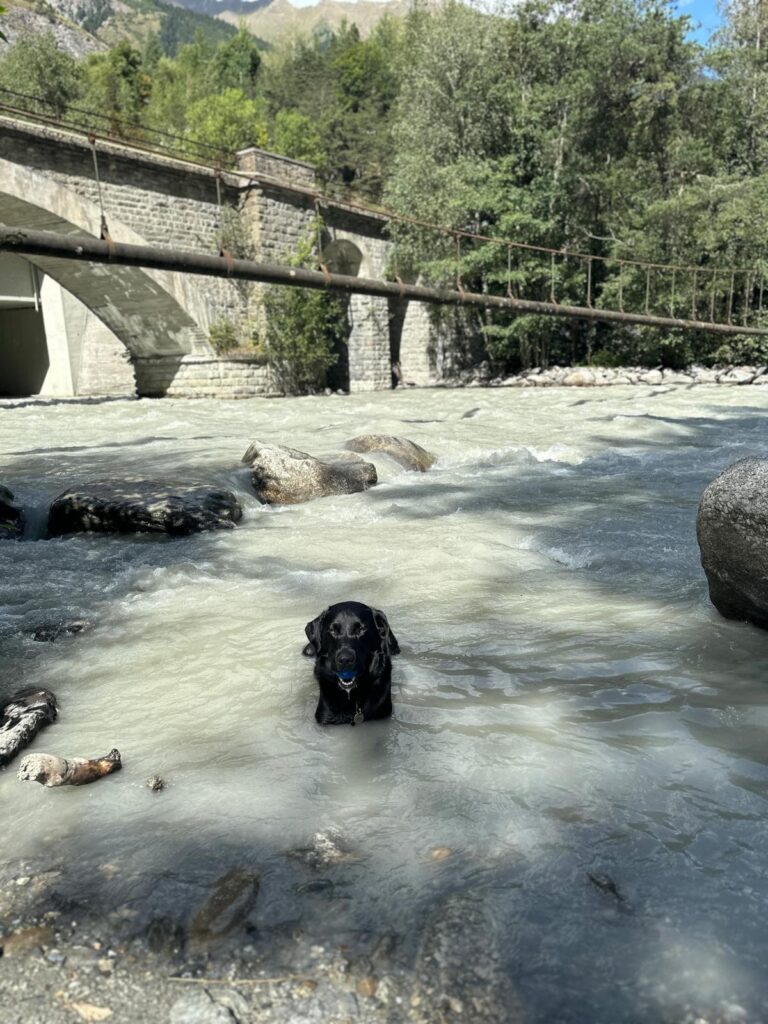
(133, 355), (277, 399)
(240, 172), (397, 393)
(1, 118), (427, 396)
(1, 121), (246, 335)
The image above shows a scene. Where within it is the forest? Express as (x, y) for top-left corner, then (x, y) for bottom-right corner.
(1, 0), (767, 371)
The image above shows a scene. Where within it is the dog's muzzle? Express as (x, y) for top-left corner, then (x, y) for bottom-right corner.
(337, 670), (357, 692)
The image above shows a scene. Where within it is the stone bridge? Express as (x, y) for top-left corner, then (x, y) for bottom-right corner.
(0, 115), (433, 398)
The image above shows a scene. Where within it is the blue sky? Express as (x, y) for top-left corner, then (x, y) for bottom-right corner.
(678, 0), (724, 44)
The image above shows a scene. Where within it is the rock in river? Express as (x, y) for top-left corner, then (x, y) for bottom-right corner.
(697, 457), (768, 629)
(0, 484), (24, 540)
(344, 434), (437, 472)
(48, 482), (242, 537)
(242, 441), (376, 504)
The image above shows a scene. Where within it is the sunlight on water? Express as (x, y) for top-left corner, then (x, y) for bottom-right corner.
(2, 385), (768, 1021)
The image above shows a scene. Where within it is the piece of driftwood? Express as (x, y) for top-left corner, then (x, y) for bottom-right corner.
(0, 688), (58, 768)
(18, 748), (121, 787)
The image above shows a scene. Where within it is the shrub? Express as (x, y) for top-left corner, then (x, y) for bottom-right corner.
(262, 227), (346, 394)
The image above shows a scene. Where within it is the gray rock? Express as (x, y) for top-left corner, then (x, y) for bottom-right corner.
(242, 442), (376, 505)
(408, 893), (523, 1023)
(170, 991), (238, 1024)
(0, 484), (24, 540)
(344, 435), (437, 472)
(697, 457), (768, 629)
(718, 367), (755, 384)
(48, 482), (242, 537)
(562, 368), (596, 386)
(641, 369), (664, 384)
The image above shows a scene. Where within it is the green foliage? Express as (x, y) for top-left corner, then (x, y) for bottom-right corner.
(271, 110), (326, 168)
(385, 0), (768, 369)
(82, 42), (151, 133)
(155, 2), (237, 57)
(208, 316), (240, 355)
(263, 229), (344, 394)
(210, 27), (262, 97)
(261, 17), (402, 196)
(142, 35), (213, 137)
(185, 88), (267, 157)
(0, 33), (83, 116)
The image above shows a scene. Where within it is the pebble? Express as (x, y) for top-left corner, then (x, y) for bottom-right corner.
(356, 977), (378, 998)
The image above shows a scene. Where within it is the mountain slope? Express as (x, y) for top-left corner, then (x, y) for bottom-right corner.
(176, 0), (409, 43)
(0, 0), (247, 57)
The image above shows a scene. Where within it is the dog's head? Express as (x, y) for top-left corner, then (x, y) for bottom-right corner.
(303, 601), (400, 695)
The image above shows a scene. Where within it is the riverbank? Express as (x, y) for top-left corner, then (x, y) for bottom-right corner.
(435, 363), (768, 388)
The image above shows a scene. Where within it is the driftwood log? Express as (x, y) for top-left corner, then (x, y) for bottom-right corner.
(18, 748), (122, 787)
(0, 689), (58, 768)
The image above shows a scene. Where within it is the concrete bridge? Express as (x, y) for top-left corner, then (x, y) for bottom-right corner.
(0, 115), (432, 398)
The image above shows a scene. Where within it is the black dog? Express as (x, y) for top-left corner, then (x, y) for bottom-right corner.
(303, 601), (400, 725)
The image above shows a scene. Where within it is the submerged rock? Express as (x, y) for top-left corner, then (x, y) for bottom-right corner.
(344, 434), (437, 472)
(0, 484), (24, 540)
(289, 827), (361, 869)
(242, 441), (376, 505)
(187, 868), (260, 950)
(32, 618), (94, 643)
(409, 893), (523, 1023)
(697, 457), (768, 629)
(48, 482), (242, 537)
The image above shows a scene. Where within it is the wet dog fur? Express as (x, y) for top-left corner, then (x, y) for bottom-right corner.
(303, 601), (400, 725)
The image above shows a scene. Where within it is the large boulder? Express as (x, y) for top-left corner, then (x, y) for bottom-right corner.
(0, 484), (24, 540)
(242, 442), (377, 505)
(697, 457), (768, 628)
(344, 434), (437, 472)
(48, 482), (242, 537)
(562, 368), (596, 386)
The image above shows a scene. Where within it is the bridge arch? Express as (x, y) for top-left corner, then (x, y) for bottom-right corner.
(0, 158), (211, 358)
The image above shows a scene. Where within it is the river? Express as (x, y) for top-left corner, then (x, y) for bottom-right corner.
(1, 384), (768, 1022)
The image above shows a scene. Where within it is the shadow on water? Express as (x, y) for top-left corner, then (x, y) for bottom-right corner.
(0, 396), (137, 411)
(2, 397), (768, 1021)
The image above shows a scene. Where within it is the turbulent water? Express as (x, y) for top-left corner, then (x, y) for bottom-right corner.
(2, 385), (768, 1022)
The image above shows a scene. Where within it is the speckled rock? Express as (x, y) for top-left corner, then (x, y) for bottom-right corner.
(242, 442), (377, 505)
(48, 482), (242, 537)
(697, 457), (768, 629)
(344, 435), (437, 472)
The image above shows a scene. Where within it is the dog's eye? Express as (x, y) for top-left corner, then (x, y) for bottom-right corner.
(330, 624), (341, 636)
(351, 623), (365, 636)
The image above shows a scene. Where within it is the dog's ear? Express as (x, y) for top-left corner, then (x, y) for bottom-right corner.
(303, 610), (327, 657)
(372, 609), (400, 656)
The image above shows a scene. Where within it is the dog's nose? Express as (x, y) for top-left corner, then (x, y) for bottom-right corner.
(337, 647), (356, 668)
